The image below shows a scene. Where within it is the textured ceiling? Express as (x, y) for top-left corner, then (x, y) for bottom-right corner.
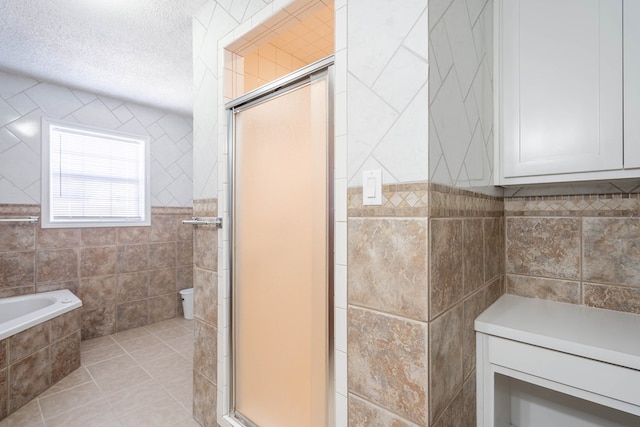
(0, 0), (208, 115)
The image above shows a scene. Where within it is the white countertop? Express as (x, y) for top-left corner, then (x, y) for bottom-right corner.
(475, 295), (640, 371)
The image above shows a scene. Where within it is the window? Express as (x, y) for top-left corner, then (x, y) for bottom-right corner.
(41, 118), (150, 228)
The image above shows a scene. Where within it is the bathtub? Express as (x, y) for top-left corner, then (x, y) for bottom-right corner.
(0, 289), (82, 340)
(0, 289), (83, 419)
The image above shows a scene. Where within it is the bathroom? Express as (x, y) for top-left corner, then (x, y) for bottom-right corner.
(1, 0), (640, 426)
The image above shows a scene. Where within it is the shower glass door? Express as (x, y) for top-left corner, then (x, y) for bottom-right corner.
(230, 67), (331, 427)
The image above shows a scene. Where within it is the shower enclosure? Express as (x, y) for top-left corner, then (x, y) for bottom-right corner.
(226, 58), (333, 427)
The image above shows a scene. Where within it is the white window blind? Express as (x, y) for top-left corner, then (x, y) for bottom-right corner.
(42, 119), (150, 228)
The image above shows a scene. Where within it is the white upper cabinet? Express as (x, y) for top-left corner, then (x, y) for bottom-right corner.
(495, 0), (640, 185)
(625, 1), (640, 169)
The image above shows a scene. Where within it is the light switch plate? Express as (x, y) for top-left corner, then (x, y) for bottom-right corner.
(362, 169), (382, 206)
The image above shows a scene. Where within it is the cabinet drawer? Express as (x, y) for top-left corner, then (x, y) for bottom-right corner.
(487, 335), (640, 407)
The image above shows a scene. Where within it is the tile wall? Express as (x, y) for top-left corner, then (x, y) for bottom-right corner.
(191, 199), (218, 427)
(429, 0), (496, 195)
(0, 70), (193, 207)
(346, 0), (429, 186)
(505, 193), (640, 314)
(347, 182), (504, 426)
(0, 204), (194, 339)
(0, 308), (81, 419)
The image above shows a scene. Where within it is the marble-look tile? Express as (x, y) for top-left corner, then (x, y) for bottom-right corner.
(111, 327), (151, 344)
(35, 279), (79, 295)
(193, 268), (217, 325)
(105, 379), (170, 416)
(117, 272), (149, 303)
(8, 347), (50, 412)
(485, 276), (504, 307)
(119, 396), (191, 427)
(348, 394), (415, 427)
(117, 227), (149, 245)
(506, 217), (580, 280)
(0, 223), (34, 251)
(149, 243), (177, 269)
(0, 340), (6, 369)
(80, 335), (116, 353)
(150, 215), (179, 243)
(584, 283), (640, 314)
(81, 342), (124, 367)
(462, 289), (485, 378)
(176, 266), (193, 292)
(176, 241), (193, 266)
(129, 343), (178, 365)
(432, 386), (464, 427)
(149, 294), (176, 324)
(0, 286), (34, 298)
(116, 245), (149, 273)
(39, 365), (92, 398)
(583, 218), (640, 287)
(506, 274), (580, 304)
(80, 246), (117, 277)
(37, 228), (80, 249)
(93, 365), (152, 396)
(0, 399), (42, 427)
(81, 228), (117, 247)
(116, 300), (149, 332)
(36, 249), (78, 283)
(81, 306), (116, 340)
(484, 217), (503, 283)
(176, 217), (193, 242)
(430, 219), (463, 318)
(51, 331), (81, 384)
(51, 308), (81, 341)
(429, 303), (463, 423)
(117, 335), (160, 354)
(348, 218), (428, 321)
(43, 397), (119, 427)
(38, 381), (102, 419)
(193, 371), (217, 427)
(79, 276), (117, 310)
(194, 320), (216, 383)
(9, 322), (49, 363)
(463, 372), (476, 427)
(0, 368), (7, 420)
(86, 354), (137, 379)
(0, 251), (35, 288)
(194, 227), (217, 271)
(149, 268), (176, 297)
(463, 218), (483, 295)
(348, 307), (428, 425)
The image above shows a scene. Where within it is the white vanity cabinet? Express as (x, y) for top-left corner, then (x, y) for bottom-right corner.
(475, 295), (640, 427)
(495, 0), (640, 185)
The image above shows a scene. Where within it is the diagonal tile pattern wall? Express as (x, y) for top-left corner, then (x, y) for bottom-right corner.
(346, 0), (429, 186)
(0, 70), (193, 207)
(0, 69), (195, 349)
(429, 0), (495, 195)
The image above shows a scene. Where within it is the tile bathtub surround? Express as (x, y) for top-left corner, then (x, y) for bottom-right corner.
(0, 205), (194, 339)
(347, 182), (504, 426)
(191, 198), (217, 427)
(0, 318), (197, 427)
(0, 308), (81, 421)
(505, 194), (640, 314)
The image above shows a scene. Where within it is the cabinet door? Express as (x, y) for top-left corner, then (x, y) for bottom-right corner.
(500, 0), (623, 179)
(624, 0), (640, 168)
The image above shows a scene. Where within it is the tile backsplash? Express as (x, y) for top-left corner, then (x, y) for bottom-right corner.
(0, 204), (194, 339)
(505, 194), (640, 314)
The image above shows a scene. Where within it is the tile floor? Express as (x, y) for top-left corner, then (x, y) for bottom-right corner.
(0, 318), (199, 427)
